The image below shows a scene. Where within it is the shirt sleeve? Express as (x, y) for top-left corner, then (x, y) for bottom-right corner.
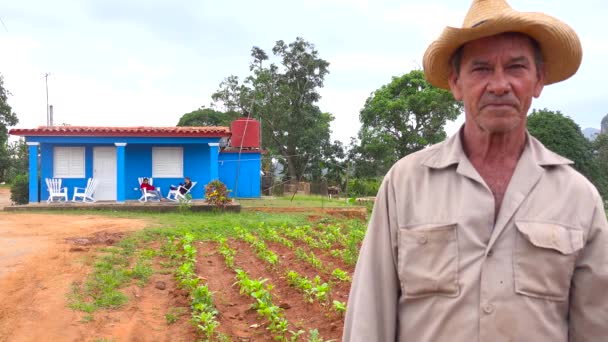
(343, 175), (400, 342)
(569, 194), (608, 341)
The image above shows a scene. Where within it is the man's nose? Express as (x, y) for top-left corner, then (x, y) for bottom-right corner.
(487, 68), (510, 95)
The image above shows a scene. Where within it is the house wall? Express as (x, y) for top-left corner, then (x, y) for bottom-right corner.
(36, 138), (222, 201)
(218, 152), (261, 198)
(40, 143), (97, 201)
(123, 144), (211, 200)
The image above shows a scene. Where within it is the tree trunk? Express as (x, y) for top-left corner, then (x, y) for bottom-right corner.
(285, 153), (297, 184)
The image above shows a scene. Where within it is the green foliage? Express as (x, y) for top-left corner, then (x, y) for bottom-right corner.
(527, 108), (608, 198)
(0, 74), (19, 183)
(204, 179), (232, 208)
(527, 109), (594, 174)
(332, 300), (347, 316)
(10, 173), (28, 204)
(590, 133), (608, 200)
(177, 107), (240, 127)
(66, 234), (155, 314)
(212, 38), (336, 182)
(171, 235), (221, 340)
(235, 228), (280, 267)
(4, 139), (28, 183)
(331, 268), (351, 282)
(307, 329), (324, 342)
(216, 237), (237, 269)
(346, 177), (382, 197)
(165, 307), (187, 325)
(177, 193), (193, 214)
(234, 269), (290, 339)
(353, 70), (461, 177)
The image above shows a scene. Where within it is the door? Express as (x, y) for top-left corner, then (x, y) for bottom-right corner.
(94, 147), (117, 200)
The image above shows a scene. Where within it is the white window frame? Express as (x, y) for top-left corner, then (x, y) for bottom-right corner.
(54, 146), (85, 178)
(152, 147), (183, 178)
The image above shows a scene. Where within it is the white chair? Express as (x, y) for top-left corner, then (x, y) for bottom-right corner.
(45, 178), (68, 203)
(72, 178), (99, 203)
(138, 177), (161, 202)
(167, 181), (197, 202)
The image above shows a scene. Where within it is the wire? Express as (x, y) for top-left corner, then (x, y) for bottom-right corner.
(0, 17), (8, 33)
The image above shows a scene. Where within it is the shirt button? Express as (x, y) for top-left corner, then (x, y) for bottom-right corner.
(418, 235), (428, 244)
(483, 304), (495, 314)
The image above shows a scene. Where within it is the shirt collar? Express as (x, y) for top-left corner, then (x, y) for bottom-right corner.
(421, 127), (573, 169)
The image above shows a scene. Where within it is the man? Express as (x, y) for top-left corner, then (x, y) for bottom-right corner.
(343, 1), (608, 341)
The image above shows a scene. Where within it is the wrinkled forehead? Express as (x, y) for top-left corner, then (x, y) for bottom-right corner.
(460, 32), (538, 60)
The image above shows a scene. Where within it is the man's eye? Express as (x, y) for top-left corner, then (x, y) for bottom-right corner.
(509, 64), (525, 69)
(472, 67), (489, 72)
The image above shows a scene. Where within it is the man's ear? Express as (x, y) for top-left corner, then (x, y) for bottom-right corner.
(533, 66), (545, 98)
(448, 70), (463, 101)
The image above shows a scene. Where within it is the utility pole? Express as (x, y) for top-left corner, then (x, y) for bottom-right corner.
(44, 73), (50, 127)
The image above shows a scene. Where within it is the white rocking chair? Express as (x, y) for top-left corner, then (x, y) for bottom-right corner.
(45, 178), (68, 203)
(167, 181), (197, 202)
(138, 177), (161, 202)
(72, 178), (99, 203)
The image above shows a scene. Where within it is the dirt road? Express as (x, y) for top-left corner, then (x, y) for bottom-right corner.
(0, 187), (154, 341)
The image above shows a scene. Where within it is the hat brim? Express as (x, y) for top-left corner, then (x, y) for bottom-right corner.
(423, 11), (582, 89)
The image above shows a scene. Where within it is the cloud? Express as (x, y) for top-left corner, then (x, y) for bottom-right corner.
(318, 88), (371, 143)
(328, 53), (420, 74)
(382, 3), (464, 44)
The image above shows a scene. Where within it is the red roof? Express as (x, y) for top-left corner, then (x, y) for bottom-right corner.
(9, 126), (231, 138)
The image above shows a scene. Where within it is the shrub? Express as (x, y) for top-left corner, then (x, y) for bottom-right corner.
(204, 179), (232, 207)
(347, 177), (382, 197)
(10, 174), (29, 204)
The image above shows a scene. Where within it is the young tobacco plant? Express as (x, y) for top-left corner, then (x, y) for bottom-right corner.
(331, 268), (351, 282)
(332, 300), (347, 316)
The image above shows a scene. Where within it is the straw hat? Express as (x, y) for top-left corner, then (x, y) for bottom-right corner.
(423, 0), (582, 89)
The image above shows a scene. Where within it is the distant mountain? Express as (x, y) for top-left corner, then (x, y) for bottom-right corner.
(583, 127), (600, 141)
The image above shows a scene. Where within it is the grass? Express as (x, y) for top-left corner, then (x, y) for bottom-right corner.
(165, 307), (188, 325)
(239, 195), (355, 208)
(68, 235), (154, 313)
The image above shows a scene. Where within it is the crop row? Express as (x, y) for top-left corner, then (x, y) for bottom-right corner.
(170, 234), (222, 341)
(216, 240), (329, 341)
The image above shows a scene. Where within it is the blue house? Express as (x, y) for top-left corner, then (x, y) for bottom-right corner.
(9, 122), (262, 203)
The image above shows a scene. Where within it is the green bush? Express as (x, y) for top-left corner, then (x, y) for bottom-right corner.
(347, 178), (382, 197)
(10, 174), (29, 204)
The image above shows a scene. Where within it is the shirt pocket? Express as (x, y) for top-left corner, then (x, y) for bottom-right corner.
(398, 223), (460, 299)
(514, 221), (584, 301)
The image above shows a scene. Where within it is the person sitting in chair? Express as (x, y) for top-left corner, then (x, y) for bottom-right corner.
(179, 177), (193, 195)
(171, 177), (193, 195)
(140, 177), (163, 201)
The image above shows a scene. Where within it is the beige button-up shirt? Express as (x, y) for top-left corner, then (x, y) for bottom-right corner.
(343, 132), (608, 341)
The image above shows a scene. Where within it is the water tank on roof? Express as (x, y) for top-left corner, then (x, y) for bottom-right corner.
(230, 117), (260, 149)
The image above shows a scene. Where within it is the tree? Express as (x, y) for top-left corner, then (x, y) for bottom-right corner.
(0, 74), (19, 182)
(212, 37), (334, 182)
(5, 139), (28, 182)
(354, 70), (462, 177)
(527, 109), (595, 177)
(177, 107), (240, 127)
(591, 133), (608, 199)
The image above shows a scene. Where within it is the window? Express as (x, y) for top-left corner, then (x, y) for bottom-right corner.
(152, 147), (183, 178)
(54, 147), (85, 178)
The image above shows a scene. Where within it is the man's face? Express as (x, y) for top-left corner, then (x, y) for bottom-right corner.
(448, 34), (545, 134)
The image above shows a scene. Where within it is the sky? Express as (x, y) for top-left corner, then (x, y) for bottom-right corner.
(1, 0), (607, 145)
